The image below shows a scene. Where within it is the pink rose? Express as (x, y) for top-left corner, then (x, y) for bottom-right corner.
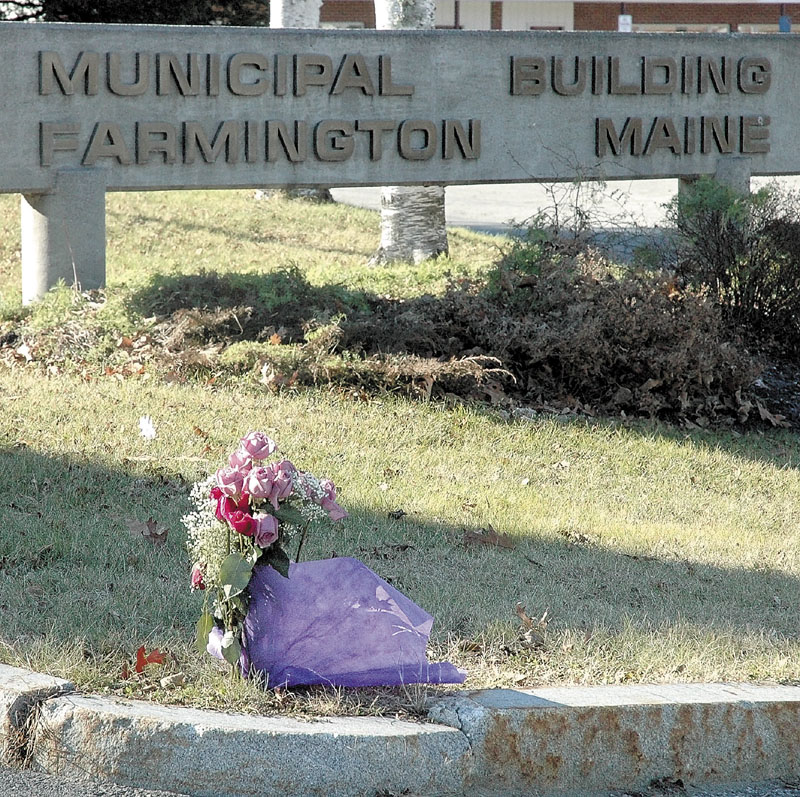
(215, 466), (245, 497)
(245, 466), (275, 500)
(228, 448), (252, 471)
(240, 432), (277, 461)
(191, 564), (206, 590)
(319, 478), (337, 502)
(253, 513), (280, 548)
(321, 497), (348, 522)
(267, 460), (295, 509)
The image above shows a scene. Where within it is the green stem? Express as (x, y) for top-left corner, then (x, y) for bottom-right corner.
(294, 521), (310, 563)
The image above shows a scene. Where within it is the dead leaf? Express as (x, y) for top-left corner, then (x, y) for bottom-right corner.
(387, 509), (407, 520)
(193, 426), (208, 438)
(117, 336), (133, 349)
(463, 525), (515, 550)
(126, 517), (168, 546)
(268, 333), (282, 345)
(481, 379), (507, 405)
(639, 377), (662, 392)
(135, 645), (166, 674)
(757, 402), (789, 428)
(515, 603), (548, 649)
(414, 374), (434, 401)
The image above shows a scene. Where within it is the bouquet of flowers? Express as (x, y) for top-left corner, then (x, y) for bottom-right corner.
(184, 431), (347, 671)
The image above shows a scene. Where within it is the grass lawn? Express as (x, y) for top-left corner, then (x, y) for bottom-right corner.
(1, 190), (799, 717)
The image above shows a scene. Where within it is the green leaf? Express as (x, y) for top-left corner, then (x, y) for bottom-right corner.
(220, 632), (242, 666)
(219, 553), (253, 599)
(263, 544), (291, 579)
(195, 612), (214, 655)
(273, 504), (305, 527)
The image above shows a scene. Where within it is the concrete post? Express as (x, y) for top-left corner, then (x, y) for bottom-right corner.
(714, 156), (752, 194)
(20, 168), (106, 305)
(678, 157), (752, 203)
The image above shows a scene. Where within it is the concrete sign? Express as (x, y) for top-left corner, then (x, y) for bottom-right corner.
(2, 23), (797, 192)
(1, 22), (797, 300)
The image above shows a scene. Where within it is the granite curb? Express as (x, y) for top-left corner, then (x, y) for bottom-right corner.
(0, 664), (74, 765)
(2, 662), (800, 796)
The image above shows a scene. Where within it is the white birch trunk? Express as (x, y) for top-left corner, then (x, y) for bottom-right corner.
(372, 0), (448, 264)
(270, 0), (322, 27)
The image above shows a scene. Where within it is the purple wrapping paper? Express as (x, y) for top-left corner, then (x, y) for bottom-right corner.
(209, 557), (466, 688)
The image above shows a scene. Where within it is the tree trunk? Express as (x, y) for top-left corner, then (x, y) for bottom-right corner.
(369, 186), (448, 265)
(372, 0), (448, 264)
(270, 0), (321, 27)
(264, 0), (333, 203)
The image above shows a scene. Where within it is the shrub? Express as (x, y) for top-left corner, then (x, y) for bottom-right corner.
(665, 177), (800, 351)
(341, 252), (759, 424)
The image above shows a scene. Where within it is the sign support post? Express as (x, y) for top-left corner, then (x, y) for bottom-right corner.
(21, 168), (106, 304)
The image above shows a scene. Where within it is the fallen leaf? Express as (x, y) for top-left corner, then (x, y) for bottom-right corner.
(481, 379), (507, 405)
(193, 425), (208, 438)
(515, 603), (548, 649)
(268, 333), (282, 345)
(757, 402), (789, 428)
(135, 645), (166, 674)
(126, 518), (168, 546)
(639, 377), (663, 392)
(387, 508), (407, 520)
(463, 525), (515, 549)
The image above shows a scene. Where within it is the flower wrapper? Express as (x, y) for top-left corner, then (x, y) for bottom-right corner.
(210, 557), (466, 688)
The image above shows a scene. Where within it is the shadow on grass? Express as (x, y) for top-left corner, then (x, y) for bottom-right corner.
(125, 267), (800, 480)
(126, 268), (375, 343)
(2, 444), (798, 685)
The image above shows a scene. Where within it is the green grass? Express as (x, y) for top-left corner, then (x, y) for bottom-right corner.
(1, 190), (799, 716)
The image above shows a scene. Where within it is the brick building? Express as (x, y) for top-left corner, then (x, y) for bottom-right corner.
(320, 1), (799, 33)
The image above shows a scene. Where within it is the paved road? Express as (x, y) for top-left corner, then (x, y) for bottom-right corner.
(0, 765), (188, 797)
(3, 764), (799, 797)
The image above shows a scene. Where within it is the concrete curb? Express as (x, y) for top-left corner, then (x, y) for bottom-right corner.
(0, 663), (74, 765)
(31, 693), (471, 797)
(3, 662), (800, 796)
(429, 682), (800, 796)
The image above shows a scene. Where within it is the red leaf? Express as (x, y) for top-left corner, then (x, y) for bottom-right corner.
(121, 661), (130, 680)
(135, 645), (147, 673)
(134, 645), (165, 674)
